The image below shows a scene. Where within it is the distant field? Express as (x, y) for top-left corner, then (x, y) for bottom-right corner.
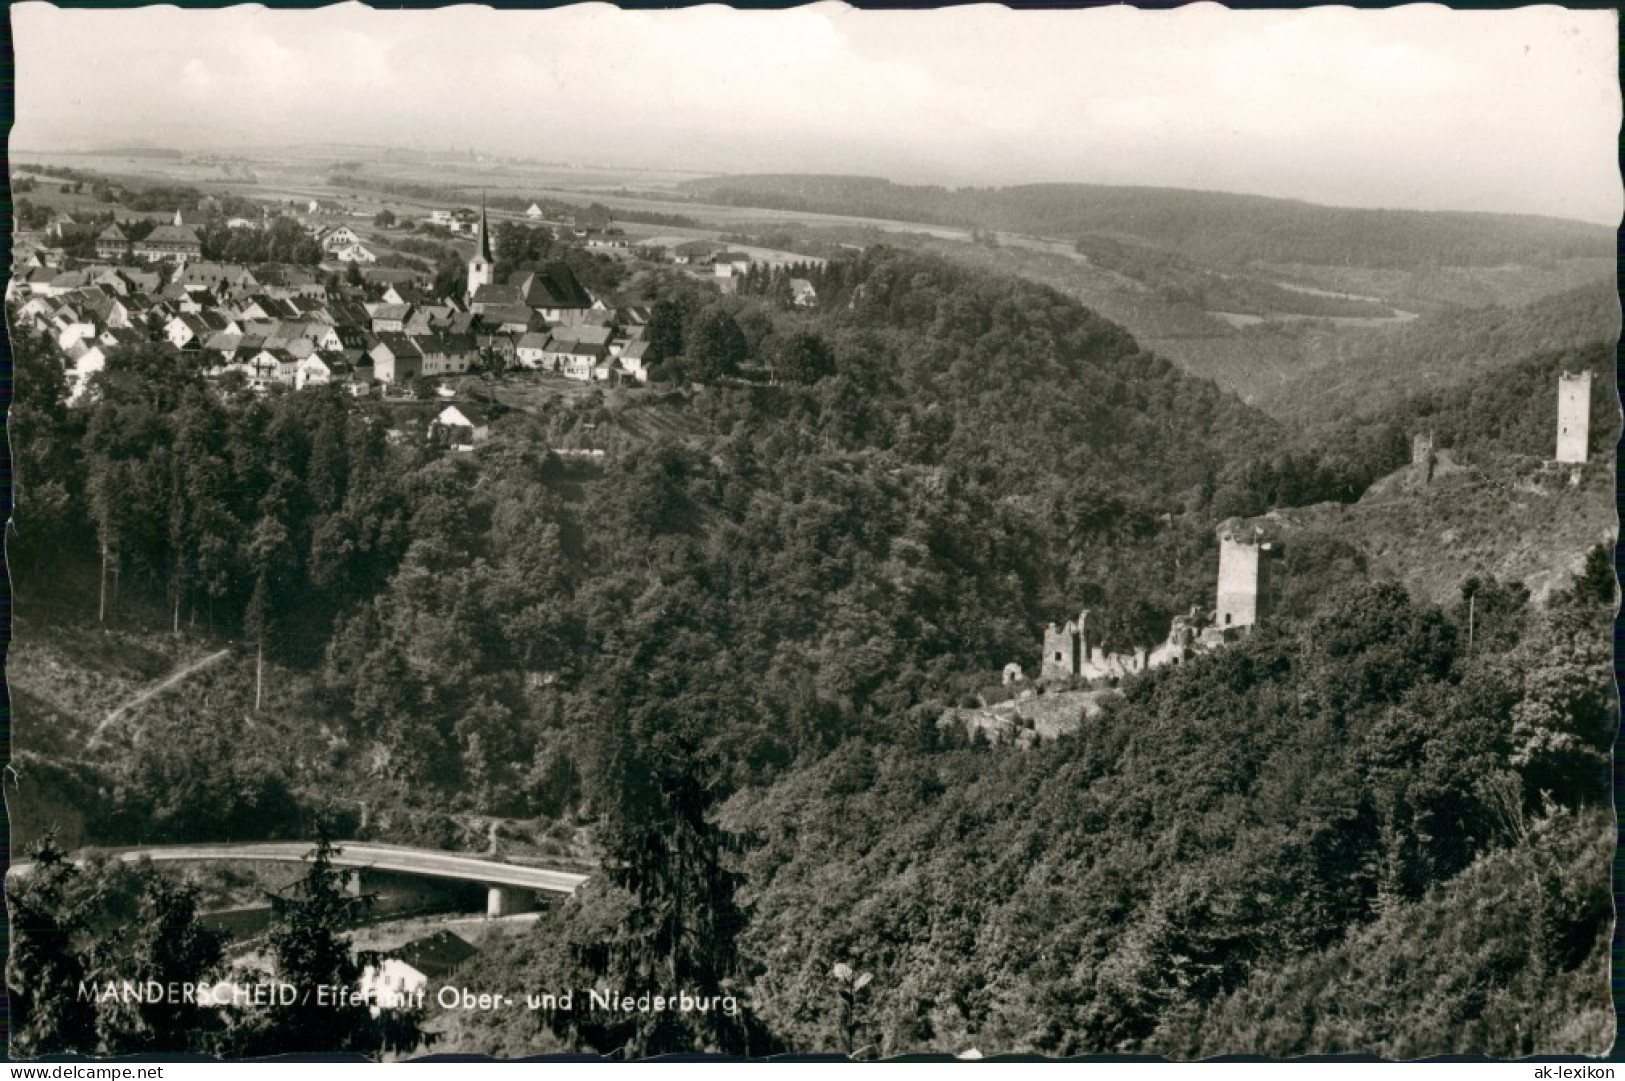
(318, 157), (707, 192)
(12, 177), (150, 217)
(22, 148), (705, 191)
(18, 150), (977, 246)
(19, 154), (271, 189)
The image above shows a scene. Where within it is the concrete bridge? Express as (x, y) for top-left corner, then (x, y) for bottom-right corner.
(10, 841), (590, 917)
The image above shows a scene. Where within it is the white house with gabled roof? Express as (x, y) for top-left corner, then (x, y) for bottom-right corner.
(432, 403), (490, 451)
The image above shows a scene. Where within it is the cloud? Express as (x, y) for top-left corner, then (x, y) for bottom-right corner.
(180, 59), (214, 94)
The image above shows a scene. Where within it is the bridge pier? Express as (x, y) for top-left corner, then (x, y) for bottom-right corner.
(486, 885), (537, 917)
(344, 869), (365, 898)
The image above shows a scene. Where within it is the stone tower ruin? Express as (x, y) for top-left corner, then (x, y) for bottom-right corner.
(1215, 523), (1273, 631)
(1040, 610), (1088, 681)
(1556, 370), (1592, 465)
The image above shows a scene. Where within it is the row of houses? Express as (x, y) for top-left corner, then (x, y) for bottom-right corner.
(89, 207), (230, 264)
(17, 192), (843, 410)
(9, 242), (656, 402)
(427, 207), (483, 235)
(666, 241), (819, 301)
(48, 205), (383, 271)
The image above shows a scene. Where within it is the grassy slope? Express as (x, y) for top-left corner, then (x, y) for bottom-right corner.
(1265, 454), (1615, 608)
(9, 616), (598, 864)
(7, 619), (210, 754)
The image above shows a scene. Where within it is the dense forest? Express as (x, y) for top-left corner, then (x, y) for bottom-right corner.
(8, 237), (1616, 1058)
(1348, 340), (1618, 465)
(1273, 280), (1622, 427)
(719, 571), (1614, 1056)
(440, 554), (1614, 1057)
(677, 174), (1615, 269)
(14, 247), (1320, 821)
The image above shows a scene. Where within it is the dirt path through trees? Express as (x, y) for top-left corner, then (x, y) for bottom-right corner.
(90, 647), (232, 746)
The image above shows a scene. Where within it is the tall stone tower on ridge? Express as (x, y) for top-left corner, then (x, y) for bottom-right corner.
(466, 195), (495, 301)
(1410, 431), (1435, 488)
(1215, 522), (1273, 631)
(1555, 370), (1592, 464)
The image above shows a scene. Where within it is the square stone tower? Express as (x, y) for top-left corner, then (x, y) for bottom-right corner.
(1039, 610), (1088, 681)
(1556, 370), (1592, 464)
(1215, 526), (1272, 630)
(1040, 620), (1078, 681)
(1410, 431), (1435, 487)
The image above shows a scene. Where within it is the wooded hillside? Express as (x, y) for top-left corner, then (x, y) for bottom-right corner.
(10, 234), (1614, 1059)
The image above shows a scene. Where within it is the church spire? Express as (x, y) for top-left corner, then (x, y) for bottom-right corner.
(477, 191), (494, 263)
(466, 191), (495, 301)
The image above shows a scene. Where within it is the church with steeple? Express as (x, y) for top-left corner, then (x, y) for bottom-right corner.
(461, 193), (597, 324)
(466, 197), (494, 300)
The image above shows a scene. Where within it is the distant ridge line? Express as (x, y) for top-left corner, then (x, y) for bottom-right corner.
(678, 172), (1616, 230)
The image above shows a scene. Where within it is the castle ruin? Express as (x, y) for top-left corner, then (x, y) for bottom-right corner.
(1027, 519), (1283, 687)
(1040, 610), (1158, 682)
(1556, 370), (1592, 465)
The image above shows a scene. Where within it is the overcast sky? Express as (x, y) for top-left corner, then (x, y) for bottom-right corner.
(12, 2), (1621, 223)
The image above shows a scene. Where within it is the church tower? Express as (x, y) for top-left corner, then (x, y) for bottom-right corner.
(466, 196), (494, 300)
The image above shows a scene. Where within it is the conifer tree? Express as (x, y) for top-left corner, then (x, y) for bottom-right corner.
(95, 877), (224, 1054)
(242, 514), (288, 711)
(551, 692), (773, 1058)
(646, 299), (686, 364)
(243, 825), (421, 1057)
(6, 833), (98, 1057)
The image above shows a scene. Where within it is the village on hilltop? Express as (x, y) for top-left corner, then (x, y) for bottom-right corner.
(10, 177), (825, 450)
